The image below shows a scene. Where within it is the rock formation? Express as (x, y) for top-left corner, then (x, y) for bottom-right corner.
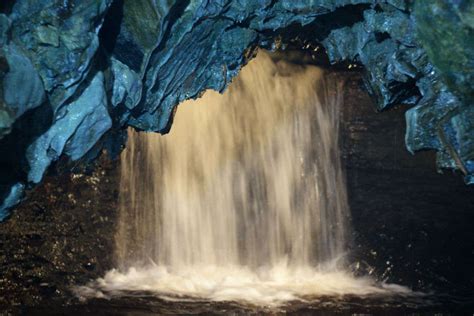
(0, 0), (473, 219)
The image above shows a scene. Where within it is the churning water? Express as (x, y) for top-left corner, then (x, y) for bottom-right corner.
(77, 51), (415, 307)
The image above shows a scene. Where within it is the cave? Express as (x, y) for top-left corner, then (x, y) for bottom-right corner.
(0, 1), (473, 314)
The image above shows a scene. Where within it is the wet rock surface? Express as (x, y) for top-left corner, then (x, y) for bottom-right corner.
(0, 0), (473, 216)
(0, 155), (119, 308)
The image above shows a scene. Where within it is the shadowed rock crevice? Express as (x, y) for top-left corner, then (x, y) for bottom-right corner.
(98, 0), (124, 57)
(0, 102), (53, 219)
(0, 0), (15, 14)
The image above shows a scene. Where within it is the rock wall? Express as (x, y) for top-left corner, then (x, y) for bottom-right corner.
(0, 155), (119, 307)
(341, 72), (474, 301)
(0, 1), (473, 217)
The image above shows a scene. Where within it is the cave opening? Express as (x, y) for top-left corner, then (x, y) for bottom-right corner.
(1, 1), (474, 313)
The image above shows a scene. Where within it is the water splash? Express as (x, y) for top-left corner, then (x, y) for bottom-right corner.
(80, 262), (415, 307)
(77, 50), (415, 307)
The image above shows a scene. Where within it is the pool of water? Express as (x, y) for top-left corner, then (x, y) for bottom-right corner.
(19, 293), (474, 316)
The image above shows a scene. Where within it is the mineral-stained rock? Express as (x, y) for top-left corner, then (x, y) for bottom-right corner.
(410, 0), (474, 182)
(0, 0), (473, 217)
(414, 0), (474, 103)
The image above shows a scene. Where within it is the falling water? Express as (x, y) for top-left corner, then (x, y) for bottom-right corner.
(78, 51), (414, 306)
(117, 51), (349, 269)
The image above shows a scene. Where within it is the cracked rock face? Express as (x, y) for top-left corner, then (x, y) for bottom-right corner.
(0, 0), (473, 219)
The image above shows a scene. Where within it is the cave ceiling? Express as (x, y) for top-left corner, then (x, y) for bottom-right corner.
(0, 0), (473, 219)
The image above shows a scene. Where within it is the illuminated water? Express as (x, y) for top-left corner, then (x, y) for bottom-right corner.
(77, 51), (416, 307)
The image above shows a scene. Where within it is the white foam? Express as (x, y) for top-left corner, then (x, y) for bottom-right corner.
(76, 262), (415, 307)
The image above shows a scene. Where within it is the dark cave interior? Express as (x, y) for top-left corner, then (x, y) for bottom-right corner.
(0, 0), (473, 314)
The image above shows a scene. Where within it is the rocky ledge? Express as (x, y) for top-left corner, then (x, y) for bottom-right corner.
(0, 0), (473, 219)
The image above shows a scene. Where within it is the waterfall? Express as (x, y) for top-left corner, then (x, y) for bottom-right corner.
(78, 50), (413, 306)
(116, 50), (349, 269)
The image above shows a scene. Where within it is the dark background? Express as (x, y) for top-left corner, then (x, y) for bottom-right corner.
(341, 72), (474, 300)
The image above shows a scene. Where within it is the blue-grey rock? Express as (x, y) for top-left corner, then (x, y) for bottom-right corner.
(110, 58), (142, 110)
(0, 14), (9, 46)
(26, 72), (111, 183)
(0, 14), (12, 139)
(3, 44), (45, 119)
(413, 0), (474, 103)
(10, 0), (112, 110)
(0, 35), (46, 138)
(104, 0), (173, 76)
(0, 183), (24, 221)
